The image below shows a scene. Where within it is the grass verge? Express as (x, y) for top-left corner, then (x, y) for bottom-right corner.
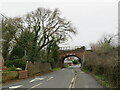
(93, 74), (112, 88)
(52, 68), (61, 71)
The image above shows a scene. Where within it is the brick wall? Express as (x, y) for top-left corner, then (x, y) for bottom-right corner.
(18, 70), (28, 79)
(27, 61), (51, 76)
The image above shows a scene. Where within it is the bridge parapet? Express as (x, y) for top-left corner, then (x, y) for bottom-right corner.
(59, 46), (83, 51)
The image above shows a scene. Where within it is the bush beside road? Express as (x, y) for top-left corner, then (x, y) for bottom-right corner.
(2, 71), (18, 83)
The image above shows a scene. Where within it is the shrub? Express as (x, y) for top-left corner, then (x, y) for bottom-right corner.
(84, 48), (119, 87)
(8, 66), (16, 71)
(72, 60), (78, 64)
(9, 46), (25, 60)
(5, 59), (26, 70)
(50, 60), (56, 69)
(83, 63), (92, 72)
(2, 71), (18, 83)
(93, 65), (104, 75)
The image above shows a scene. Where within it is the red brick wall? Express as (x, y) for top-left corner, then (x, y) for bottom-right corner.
(18, 70), (28, 79)
(27, 62), (51, 76)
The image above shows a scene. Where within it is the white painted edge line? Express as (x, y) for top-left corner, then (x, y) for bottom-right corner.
(46, 77), (54, 81)
(30, 78), (44, 83)
(9, 85), (23, 89)
(31, 83), (43, 88)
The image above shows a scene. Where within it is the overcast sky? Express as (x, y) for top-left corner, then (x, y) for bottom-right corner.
(0, 0), (118, 49)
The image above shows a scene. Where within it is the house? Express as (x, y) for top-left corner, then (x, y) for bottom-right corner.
(64, 60), (73, 66)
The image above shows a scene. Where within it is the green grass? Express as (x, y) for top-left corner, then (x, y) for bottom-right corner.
(63, 64), (69, 68)
(93, 75), (112, 88)
(52, 68), (61, 71)
(81, 68), (113, 88)
(81, 68), (90, 73)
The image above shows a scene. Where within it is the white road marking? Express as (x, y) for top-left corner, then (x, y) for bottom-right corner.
(80, 72), (84, 74)
(9, 85), (23, 89)
(68, 84), (72, 89)
(72, 76), (76, 88)
(85, 85), (89, 88)
(31, 83), (43, 88)
(69, 69), (76, 89)
(46, 77), (54, 81)
(69, 77), (74, 88)
(72, 69), (74, 73)
(69, 69), (75, 88)
(30, 78), (44, 83)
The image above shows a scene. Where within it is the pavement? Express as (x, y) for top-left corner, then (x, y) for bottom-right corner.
(2, 65), (103, 89)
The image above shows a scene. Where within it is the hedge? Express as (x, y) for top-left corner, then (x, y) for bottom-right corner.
(2, 71), (18, 83)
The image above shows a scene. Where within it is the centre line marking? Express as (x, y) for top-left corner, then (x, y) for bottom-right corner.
(72, 76), (76, 88)
(46, 77), (54, 81)
(31, 83), (43, 88)
(69, 77), (74, 88)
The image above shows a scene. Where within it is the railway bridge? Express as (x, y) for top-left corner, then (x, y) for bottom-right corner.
(57, 46), (85, 67)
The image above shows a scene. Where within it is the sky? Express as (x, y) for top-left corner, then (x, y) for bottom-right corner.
(0, 0), (119, 49)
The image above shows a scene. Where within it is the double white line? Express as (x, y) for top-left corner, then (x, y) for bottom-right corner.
(68, 69), (77, 89)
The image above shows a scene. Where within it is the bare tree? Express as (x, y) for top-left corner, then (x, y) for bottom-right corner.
(90, 33), (118, 55)
(22, 8), (76, 51)
(98, 34), (118, 46)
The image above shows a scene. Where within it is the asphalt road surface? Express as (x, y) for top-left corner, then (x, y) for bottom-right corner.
(2, 65), (103, 89)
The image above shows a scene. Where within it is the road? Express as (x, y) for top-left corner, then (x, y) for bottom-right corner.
(2, 65), (103, 89)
